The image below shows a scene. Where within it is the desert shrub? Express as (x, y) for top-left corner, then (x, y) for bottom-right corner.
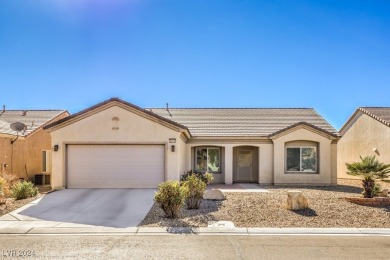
(182, 174), (206, 209)
(154, 181), (188, 219)
(0, 180), (5, 205)
(181, 170), (214, 185)
(0, 177), (8, 197)
(0, 172), (19, 197)
(346, 155), (390, 198)
(11, 181), (38, 200)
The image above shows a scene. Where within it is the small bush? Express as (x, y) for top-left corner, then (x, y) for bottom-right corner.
(11, 181), (38, 200)
(181, 170), (214, 185)
(154, 181), (188, 219)
(182, 174), (206, 209)
(0, 176), (11, 197)
(373, 183), (382, 197)
(0, 181), (5, 205)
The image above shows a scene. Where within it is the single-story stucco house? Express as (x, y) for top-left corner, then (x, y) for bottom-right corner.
(0, 108), (69, 181)
(338, 107), (390, 179)
(43, 98), (339, 189)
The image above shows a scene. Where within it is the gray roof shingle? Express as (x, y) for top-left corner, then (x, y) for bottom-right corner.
(149, 108), (337, 137)
(0, 110), (67, 137)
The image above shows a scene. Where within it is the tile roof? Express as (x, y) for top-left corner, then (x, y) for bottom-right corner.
(43, 98), (188, 131)
(359, 107), (390, 127)
(0, 110), (68, 137)
(149, 108), (338, 137)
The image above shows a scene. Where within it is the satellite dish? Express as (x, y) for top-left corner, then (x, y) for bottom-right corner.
(10, 122), (26, 144)
(10, 122), (26, 133)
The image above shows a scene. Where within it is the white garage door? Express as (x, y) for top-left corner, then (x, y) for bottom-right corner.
(67, 145), (165, 188)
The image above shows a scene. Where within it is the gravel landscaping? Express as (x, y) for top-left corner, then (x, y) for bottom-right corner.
(0, 186), (51, 217)
(140, 179), (390, 228)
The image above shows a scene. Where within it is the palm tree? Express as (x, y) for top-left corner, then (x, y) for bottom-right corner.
(346, 155), (390, 198)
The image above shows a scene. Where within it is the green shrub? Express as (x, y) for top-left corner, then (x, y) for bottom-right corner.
(11, 181), (38, 200)
(181, 170), (214, 185)
(346, 155), (390, 198)
(182, 174), (206, 209)
(154, 181), (188, 219)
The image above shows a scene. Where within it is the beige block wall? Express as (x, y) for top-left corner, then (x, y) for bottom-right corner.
(49, 105), (183, 189)
(338, 113), (390, 179)
(272, 128), (336, 185)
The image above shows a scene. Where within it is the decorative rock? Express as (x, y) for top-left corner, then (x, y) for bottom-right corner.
(378, 189), (388, 197)
(203, 189), (225, 200)
(286, 190), (309, 210)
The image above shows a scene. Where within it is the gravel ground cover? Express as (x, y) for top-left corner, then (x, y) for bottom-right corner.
(140, 179), (390, 228)
(0, 186), (51, 217)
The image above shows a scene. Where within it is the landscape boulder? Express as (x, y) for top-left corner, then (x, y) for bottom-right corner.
(286, 190), (309, 210)
(378, 189), (389, 197)
(203, 189), (225, 200)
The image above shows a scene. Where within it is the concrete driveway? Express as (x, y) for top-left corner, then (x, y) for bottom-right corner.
(1, 189), (155, 228)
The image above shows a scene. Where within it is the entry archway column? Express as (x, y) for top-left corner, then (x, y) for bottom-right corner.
(224, 145), (234, 184)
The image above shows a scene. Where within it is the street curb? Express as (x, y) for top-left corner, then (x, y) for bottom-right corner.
(1, 227), (390, 236)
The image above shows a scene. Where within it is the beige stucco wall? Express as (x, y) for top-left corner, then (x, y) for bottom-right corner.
(338, 112), (390, 179)
(272, 128), (336, 185)
(259, 144), (273, 184)
(1, 129), (54, 181)
(49, 105), (183, 189)
(177, 136), (187, 177)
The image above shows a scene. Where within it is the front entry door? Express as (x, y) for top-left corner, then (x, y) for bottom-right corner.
(237, 149), (253, 182)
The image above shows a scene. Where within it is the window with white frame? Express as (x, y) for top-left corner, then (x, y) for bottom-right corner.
(195, 147), (221, 173)
(286, 147), (317, 173)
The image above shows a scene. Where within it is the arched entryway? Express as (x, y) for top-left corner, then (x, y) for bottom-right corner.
(233, 146), (259, 183)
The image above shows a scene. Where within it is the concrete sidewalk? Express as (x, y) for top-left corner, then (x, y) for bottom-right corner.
(207, 183), (269, 192)
(0, 224), (390, 236)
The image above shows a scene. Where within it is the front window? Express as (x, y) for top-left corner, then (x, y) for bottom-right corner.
(195, 147), (221, 173)
(286, 147), (317, 173)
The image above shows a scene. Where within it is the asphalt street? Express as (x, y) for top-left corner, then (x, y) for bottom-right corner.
(0, 235), (389, 259)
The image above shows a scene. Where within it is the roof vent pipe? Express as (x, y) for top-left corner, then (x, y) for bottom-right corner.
(0, 105), (5, 116)
(166, 103), (172, 117)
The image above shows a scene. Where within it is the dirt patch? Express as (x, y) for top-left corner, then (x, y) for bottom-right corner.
(0, 186), (51, 217)
(140, 179), (390, 228)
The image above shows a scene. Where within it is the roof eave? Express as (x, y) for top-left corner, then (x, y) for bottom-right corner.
(269, 122), (340, 140)
(44, 98), (189, 134)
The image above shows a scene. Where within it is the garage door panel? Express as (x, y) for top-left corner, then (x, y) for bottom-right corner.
(69, 180), (161, 189)
(67, 145), (165, 188)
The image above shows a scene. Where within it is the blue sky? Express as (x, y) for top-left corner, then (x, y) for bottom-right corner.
(0, 0), (389, 130)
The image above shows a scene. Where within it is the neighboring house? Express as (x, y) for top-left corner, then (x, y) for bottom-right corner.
(338, 107), (390, 179)
(43, 98), (339, 189)
(0, 108), (69, 181)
